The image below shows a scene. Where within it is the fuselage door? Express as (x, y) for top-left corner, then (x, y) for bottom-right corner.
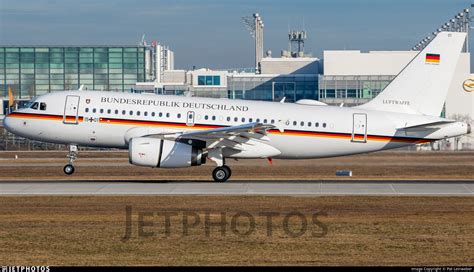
(63, 95), (80, 124)
(186, 111), (195, 126)
(352, 113), (367, 143)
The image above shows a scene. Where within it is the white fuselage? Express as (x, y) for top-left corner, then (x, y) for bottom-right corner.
(3, 91), (469, 159)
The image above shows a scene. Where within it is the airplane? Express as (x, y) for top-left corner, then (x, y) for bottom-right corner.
(3, 31), (471, 182)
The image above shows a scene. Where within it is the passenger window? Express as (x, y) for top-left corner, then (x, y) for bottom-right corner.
(316, 122), (319, 127)
(115, 110), (118, 114)
(40, 103), (47, 111)
(144, 112), (148, 116)
(129, 110), (133, 115)
(308, 122), (312, 127)
(122, 110), (126, 115)
(293, 121), (297, 126)
(271, 120), (275, 124)
(107, 109), (111, 114)
(177, 113), (181, 118)
(227, 117), (231, 121)
(241, 117), (245, 122)
(137, 111), (141, 116)
(100, 109), (104, 114)
(159, 112), (163, 117)
(323, 123), (327, 128)
(30, 102), (39, 110)
(166, 113), (170, 118)
(256, 118), (260, 123)
(151, 112), (155, 117)
(300, 121), (304, 126)
(249, 118), (253, 122)
(212, 116), (216, 121)
(85, 108), (89, 113)
(264, 119), (267, 123)
(93, 108), (96, 113)
(234, 117), (238, 122)
(205, 115), (209, 120)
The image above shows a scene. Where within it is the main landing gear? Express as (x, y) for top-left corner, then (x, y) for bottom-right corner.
(208, 151), (232, 182)
(212, 165), (232, 182)
(64, 145), (78, 175)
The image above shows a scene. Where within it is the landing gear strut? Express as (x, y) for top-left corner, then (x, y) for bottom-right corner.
(64, 145), (78, 175)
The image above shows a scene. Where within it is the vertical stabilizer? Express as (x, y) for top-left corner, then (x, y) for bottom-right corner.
(357, 32), (466, 116)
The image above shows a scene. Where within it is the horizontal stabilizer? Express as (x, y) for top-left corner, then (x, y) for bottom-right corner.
(398, 120), (456, 130)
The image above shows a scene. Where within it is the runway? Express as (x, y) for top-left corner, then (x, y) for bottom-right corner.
(1, 180), (473, 196)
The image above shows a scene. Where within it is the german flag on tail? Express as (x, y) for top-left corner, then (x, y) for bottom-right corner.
(425, 53), (440, 64)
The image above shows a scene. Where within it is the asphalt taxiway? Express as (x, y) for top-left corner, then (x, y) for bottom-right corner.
(1, 180), (473, 196)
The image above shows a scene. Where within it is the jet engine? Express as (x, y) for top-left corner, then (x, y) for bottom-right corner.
(129, 137), (206, 168)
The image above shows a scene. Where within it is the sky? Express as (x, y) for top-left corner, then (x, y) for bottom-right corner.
(0, 0), (472, 69)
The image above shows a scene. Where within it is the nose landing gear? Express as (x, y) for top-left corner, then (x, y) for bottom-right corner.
(64, 145), (78, 175)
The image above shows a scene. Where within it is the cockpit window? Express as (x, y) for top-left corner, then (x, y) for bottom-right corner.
(30, 102), (39, 110)
(40, 103), (47, 111)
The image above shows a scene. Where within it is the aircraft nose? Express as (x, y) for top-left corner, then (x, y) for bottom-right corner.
(3, 115), (21, 135)
(3, 116), (13, 133)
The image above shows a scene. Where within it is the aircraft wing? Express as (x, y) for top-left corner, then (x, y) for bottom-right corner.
(180, 122), (273, 139)
(148, 122), (276, 151)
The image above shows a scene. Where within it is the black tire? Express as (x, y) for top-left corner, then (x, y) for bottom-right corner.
(212, 166), (231, 182)
(222, 165), (232, 179)
(64, 164), (75, 175)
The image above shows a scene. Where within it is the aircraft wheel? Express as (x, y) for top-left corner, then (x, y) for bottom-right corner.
(222, 165), (232, 179)
(212, 166), (231, 182)
(64, 164), (75, 175)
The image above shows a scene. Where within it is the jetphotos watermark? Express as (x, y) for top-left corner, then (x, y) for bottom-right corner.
(122, 206), (328, 241)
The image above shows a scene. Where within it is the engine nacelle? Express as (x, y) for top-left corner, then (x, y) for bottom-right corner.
(129, 138), (206, 168)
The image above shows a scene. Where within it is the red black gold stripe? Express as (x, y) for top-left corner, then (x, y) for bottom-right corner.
(425, 53), (440, 64)
(7, 112), (431, 144)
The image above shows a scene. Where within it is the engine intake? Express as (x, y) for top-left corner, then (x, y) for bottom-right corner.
(129, 138), (206, 168)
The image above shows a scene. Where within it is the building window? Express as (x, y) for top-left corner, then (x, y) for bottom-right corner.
(197, 75), (221, 86)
